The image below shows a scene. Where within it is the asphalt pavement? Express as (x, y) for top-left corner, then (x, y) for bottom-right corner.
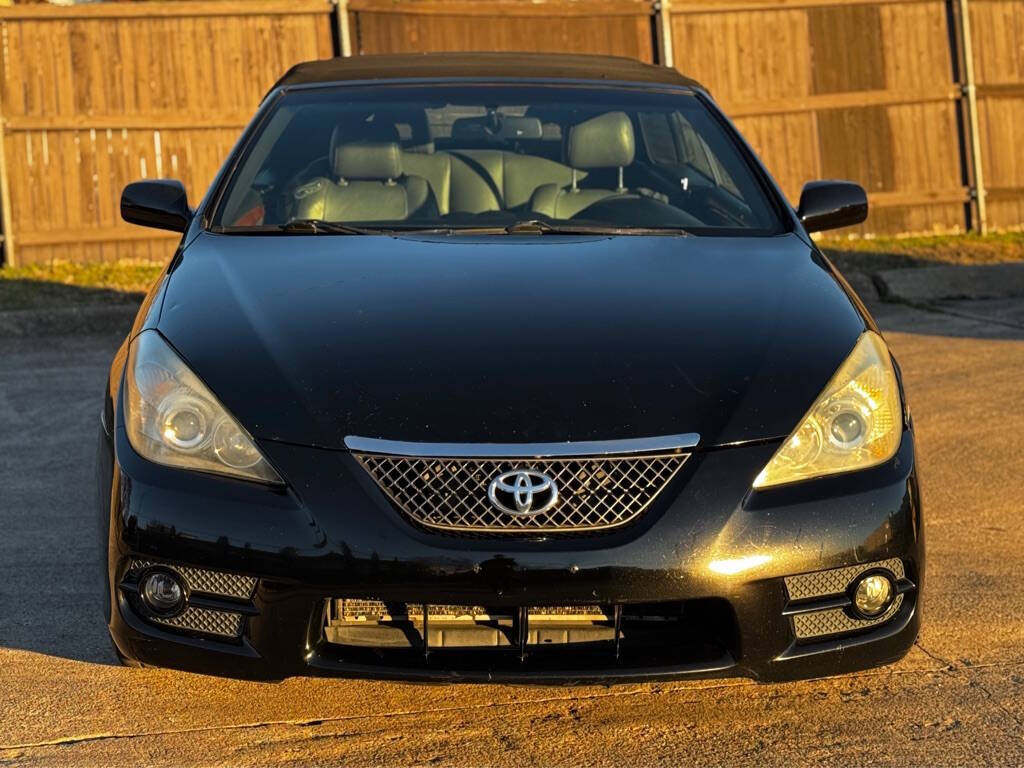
(0, 297), (1022, 767)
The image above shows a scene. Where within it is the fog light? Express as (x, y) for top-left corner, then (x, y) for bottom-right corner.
(142, 571), (184, 615)
(852, 572), (894, 618)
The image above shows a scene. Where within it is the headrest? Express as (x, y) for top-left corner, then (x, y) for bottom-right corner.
(329, 122), (400, 168)
(568, 111), (635, 170)
(333, 142), (403, 181)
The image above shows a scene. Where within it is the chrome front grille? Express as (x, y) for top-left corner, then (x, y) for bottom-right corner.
(352, 445), (691, 534)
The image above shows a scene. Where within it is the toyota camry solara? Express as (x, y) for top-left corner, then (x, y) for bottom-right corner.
(98, 53), (922, 683)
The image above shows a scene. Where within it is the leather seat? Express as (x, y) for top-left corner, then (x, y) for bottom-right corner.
(528, 111), (635, 219)
(293, 137), (435, 222)
(403, 147), (584, 215)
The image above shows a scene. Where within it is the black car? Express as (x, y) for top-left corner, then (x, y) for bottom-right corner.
(99, 53), (922, 683)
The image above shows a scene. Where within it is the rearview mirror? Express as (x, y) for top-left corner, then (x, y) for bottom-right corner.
(121, 179), (192, 233)
(797, 181), (868, 234)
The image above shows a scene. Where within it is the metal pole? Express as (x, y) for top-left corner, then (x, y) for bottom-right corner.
(656, 0), (674, 69)
(0, 88), (16, 267)
(957, 0), (987, 233)
(334, 0), (352, 57)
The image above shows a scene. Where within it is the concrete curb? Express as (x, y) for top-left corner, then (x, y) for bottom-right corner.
(0, 304), (138, 338)
(875, 263), (1024, 302)
(842, 271), (879, 302)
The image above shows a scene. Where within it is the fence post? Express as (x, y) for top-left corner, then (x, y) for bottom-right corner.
(334, 0), (352, 57)
(956, 0), (988, 233)
(0, 85), (14, 267)
(655, 0), (674, 69)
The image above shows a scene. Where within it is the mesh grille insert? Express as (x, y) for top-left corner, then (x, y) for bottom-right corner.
(153, 606), (244, 638)
(784, 558), (905, 601)
(792, 595), (905, 640)
(128, 559), (257, 601)
(783, 559), (910, 641)
(354, 452), (689, 533)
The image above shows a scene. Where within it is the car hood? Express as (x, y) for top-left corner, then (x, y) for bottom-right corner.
(156, 231), (866, 449)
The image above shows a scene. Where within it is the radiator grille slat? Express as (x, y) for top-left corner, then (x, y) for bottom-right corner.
(354, 452), (689, 534)
(336, 599), (606, 622)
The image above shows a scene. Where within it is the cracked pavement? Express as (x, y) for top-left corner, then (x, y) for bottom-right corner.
(1, 297), (1022, 766)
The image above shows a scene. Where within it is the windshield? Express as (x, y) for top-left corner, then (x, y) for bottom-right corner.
(211, 84), (785, 235)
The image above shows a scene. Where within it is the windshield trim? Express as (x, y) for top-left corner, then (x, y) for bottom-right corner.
(273, 78), (699, 100)
(204, 81), (792, 238)
(692, 90), (795, 235)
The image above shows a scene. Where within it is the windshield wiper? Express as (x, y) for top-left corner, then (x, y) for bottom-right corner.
(263, 219), (692, 236)
(501, 220), (691, 236)
(278, 219), (378, 235)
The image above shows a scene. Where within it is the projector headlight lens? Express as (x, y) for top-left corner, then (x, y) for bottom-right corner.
(753, 331), (901, 488)
(159, 395), (209, 450)
(124, 330), (282, 484)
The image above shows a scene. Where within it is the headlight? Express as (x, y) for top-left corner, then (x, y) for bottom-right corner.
(753, 331), (901, 489)
(124, 330), (282, 484)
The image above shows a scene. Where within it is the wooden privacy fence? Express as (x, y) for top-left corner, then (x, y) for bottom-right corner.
(347, 0), (1015, 235)
(345, 0), (657, 62)
(969, 0), (1024, 229)
(0, 0), (334, 266)
(662, 0), (971, 236)
(2, 0), (1024, 266)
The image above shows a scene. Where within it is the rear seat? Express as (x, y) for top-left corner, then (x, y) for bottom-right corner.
(402, 148), (586, 215)
(317, 115), (592, 219)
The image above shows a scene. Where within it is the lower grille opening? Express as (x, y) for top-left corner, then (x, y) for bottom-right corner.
(120, 559), (256, 641)
(322, 598), (736, 671)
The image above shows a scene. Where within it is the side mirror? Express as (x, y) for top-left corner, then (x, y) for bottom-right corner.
(796, 180), (868, 233)
(121, 179), (192, 233)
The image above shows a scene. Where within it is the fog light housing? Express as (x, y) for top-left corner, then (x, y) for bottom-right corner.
(851, 572), (894, 618)
(142, 570), (184, 616)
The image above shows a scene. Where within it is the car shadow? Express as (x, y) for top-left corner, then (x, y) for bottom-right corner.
(0, 330), (125, 667)
(824, 253), (1024, 341)
(0, 276), (146, 312)
(868, 298), (1024, 341)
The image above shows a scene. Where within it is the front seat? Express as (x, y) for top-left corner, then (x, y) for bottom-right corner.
(293, 135), (435, 222)
(528, 111), (635, 219)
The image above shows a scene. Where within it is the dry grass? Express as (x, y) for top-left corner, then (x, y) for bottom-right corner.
(0, 261), (163, 310)
(819, 231), (1024, 274)
(2, 233), (1023, 310)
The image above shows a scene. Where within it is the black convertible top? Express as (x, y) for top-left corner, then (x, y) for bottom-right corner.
(272, 52), (704, 92)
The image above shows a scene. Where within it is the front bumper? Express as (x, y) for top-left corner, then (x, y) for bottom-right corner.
(100, 425), (923, 684)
